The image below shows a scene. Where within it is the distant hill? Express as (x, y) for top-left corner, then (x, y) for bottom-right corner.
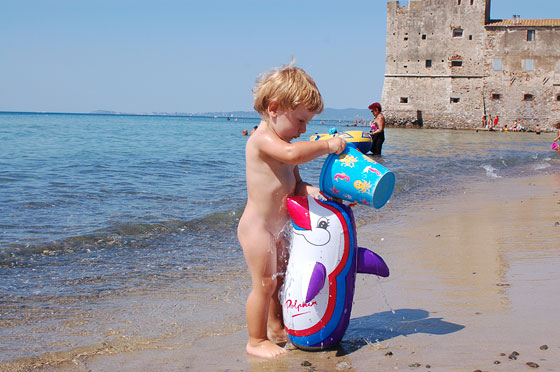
(89, 107), (372, 121)
(317, 108), (371, 120)
(194, 108), (371, 121)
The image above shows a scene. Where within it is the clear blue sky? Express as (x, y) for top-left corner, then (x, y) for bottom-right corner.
(1, 0), (558, 114)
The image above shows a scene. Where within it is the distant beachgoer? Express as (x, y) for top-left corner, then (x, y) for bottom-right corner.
(242, 129), (249, 136)
(249, 125), (258, 135)
(368, 102), (385, 155)
(482, 115), (486, 128)
(535, 124), (541, 135)
(494, 115), (499, 128)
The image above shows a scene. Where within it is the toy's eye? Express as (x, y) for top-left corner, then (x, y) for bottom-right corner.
(317, 217), (329, 230)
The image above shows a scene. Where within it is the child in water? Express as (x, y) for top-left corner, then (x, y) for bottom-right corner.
(237, 63), (346, 358)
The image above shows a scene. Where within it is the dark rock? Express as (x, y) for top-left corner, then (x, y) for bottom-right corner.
(508, 353), (517, 360)
(539, 344), (548, 350)
(526, 362), (539, 368)
(409, 362), (422, 368)
(494, 360), (501, 364)
(301, 361), (312, 367)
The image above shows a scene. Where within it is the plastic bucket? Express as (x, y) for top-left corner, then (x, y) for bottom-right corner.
(319, 145), (395, 208)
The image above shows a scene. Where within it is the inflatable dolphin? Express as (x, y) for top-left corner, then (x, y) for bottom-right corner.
(281, 195), (389, 350)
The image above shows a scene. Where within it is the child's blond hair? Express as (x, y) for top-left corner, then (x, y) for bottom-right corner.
(253, 64), (324, 116)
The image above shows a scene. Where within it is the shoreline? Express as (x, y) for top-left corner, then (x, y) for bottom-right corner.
(2, 172), (559, 372)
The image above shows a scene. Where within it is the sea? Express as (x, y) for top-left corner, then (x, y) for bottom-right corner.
(0, 112), (558, 367)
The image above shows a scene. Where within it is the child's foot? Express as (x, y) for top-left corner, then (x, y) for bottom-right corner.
(267, 327), (288, 344)
(246, 339), (287, 358)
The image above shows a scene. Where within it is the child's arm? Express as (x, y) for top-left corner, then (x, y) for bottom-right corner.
(293, 166), (322, 199)
(260, 136), (346, 165)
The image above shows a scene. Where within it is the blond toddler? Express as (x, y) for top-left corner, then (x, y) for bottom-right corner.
(237, 64), (346, 358)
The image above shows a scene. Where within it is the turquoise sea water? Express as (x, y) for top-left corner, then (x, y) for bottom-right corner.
(0, 112), (558, 364)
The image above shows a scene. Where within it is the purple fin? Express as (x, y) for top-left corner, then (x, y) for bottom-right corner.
(357, 248), (390, 277)
(306, 262), (327, 303)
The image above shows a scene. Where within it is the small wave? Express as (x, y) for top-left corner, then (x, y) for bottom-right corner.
(0, 208), (243, 265)
(534, 163), (551, 170)
(481, 164), (501, 179)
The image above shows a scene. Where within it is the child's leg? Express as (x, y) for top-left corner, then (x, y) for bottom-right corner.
(239, 227), (287, 358)
(267, 238), (288, 343)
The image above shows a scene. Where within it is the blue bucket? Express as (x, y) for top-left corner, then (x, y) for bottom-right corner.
(319, 145), (395, 208)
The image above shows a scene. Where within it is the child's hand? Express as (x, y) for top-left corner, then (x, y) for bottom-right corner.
(327, 137), (346, 154)
(307, 187), (326, 201)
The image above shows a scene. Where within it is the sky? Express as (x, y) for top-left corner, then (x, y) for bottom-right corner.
(1, 0), (559, 114)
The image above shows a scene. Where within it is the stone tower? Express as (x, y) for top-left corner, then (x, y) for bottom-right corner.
(382, 0), (560, 129)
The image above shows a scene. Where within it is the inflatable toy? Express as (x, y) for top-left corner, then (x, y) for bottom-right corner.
(281, 196), (390, 350)
(320, 144), (395, 208)
(310, 130), (373, 154)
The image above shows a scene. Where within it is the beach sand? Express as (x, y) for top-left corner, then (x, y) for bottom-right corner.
(4, 173), (559, 372)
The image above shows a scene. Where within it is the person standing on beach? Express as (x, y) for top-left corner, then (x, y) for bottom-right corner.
(237, 63), (346, 358)
(368, 102), (385, 155)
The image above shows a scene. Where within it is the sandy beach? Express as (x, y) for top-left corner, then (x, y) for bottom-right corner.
(3, 172), (559, 372)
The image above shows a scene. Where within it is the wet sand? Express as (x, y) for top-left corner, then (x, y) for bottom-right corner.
(3, 173), (560, 372)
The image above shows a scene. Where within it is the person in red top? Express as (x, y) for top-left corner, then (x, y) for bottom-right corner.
(494, 115), (499, 128)
(368, 102), (385, 155)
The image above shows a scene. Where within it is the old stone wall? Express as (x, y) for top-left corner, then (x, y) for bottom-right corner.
(484, 27), (560, 128)
(382, 0), (560, 130)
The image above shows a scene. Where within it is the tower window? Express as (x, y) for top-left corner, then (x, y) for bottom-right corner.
(422, 34), (427, 40)
(453, 28), (464, 37)
(400, 97), (409, 104)
(457, 0), (461, 5)
(450, 97), (460, 103)
(527, 30), (535, 41)
(451, 60), (463, 67)
(493, 58), (502, 71)
(426, 60), (432, 68)
(556, 94), (560, 101)
(523, 94), (534, 101)
(492, 93), (502, 100)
